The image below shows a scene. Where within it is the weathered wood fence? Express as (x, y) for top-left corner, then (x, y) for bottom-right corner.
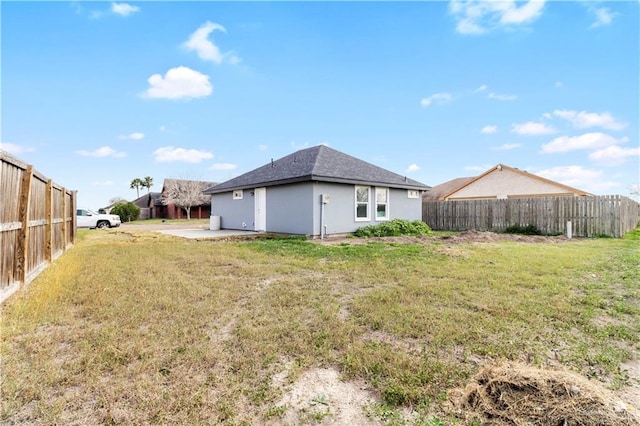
(1, 151), (76, 303)
(423, 195), (640, 238)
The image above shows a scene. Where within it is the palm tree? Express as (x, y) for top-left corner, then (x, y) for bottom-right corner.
(130, 178), (143, 198)
(142, 176), (154, 194)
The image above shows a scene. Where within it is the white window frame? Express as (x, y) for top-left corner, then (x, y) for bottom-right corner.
(407, 190), (419, 199)
(233, 190), (243, 200)
(375, 187), (389, 221)
(354, 186), (370, 221)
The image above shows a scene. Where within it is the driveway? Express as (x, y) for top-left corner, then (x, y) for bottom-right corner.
(120, 222), (260, 239)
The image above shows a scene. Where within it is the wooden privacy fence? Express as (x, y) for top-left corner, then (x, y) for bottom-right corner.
(423, 195), (640, 238)
(1, 151), (76, 303)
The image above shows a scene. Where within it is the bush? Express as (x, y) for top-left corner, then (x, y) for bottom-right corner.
(110, 202), (140, 223)
(354, 219), (432, 238)
(503, 224), (542, 235)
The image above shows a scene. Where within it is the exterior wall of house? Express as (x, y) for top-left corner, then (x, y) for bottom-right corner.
(211, 191), (255, 230)
(311, 182), (422, 236)
(447, 169), (577, 200)
(212, 182), (423, 236)
(265, 183), (314, 235)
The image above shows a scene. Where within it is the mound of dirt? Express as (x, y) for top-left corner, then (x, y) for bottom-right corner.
(454, 362), (639, 425)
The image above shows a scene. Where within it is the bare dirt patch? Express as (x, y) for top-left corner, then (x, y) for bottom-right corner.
(453, 361), (640, 425)
(316, 230), (572, 246)
(272, 367), (380, 425)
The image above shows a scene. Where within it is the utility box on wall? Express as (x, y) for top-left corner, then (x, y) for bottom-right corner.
(322, 194), (330, 204)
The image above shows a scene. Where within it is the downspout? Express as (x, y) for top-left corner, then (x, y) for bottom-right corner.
(320, 194), (325, 239)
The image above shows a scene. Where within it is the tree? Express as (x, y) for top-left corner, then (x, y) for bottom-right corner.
(142, 176), (154, 194)
(630, 183), (640, 202)
(130, 178), (143, 198)
(162, 179), (211, 220)
(110, 202), (140, 223)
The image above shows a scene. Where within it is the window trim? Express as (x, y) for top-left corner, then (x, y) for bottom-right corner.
(375, 187), (389, 221)
(354, 186), (370, 221)
(407, 190), (419, 199)
(233, 190), (243, 200)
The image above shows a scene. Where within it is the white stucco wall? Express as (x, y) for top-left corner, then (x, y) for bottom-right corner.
(447, 168), (576, 200)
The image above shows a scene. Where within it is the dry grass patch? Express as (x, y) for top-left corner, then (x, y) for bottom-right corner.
(1, 229), (639, 425)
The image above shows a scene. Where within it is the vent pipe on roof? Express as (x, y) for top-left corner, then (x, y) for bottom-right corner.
(404, 176), (407, 182)
(271, 158), (274, 168)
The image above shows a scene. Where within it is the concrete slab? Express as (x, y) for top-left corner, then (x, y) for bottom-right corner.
(157, 228), (261, 239)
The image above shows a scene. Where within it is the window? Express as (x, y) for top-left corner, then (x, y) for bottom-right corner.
(355, 186), (370, 221)
(375, 188), (389, 221)
(408, 190), (419, 199)
(233, 190), (243, 200)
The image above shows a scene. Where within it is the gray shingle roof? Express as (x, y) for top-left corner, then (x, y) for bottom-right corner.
(204, 145), (430, 194)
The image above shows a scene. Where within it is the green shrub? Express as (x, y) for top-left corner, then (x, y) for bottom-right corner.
(503, 224), (542, 235)
(354, 219), (432, 238)
(110, 202), (140, 223)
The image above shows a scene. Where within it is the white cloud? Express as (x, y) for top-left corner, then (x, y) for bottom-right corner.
(473, 84), (488, 93)
(0, 142), (35, 154)
(159, 125), (166, 132)
(536, 165), (618, 192)
(111, 2), (139, 17)
(555, 81), (563, 88)
(420, 92), (453, 107)
(406, 164), (420, 173)
(449, 0), (546, 35)
(589, 7), (616, 29)
(511, 121), (556, 135)
(209, 163), (238, 171)
(153, 146), (213, 163)
(488, 92), (517, 101)
(552, 110), (627, 130)
(76, 146), (126, 158)
(589, 145), (640, 165)
(481, 125), (498, 134)
(258, 144), (268, 151)
(492, 143), (521, 151)
(119, 132), (144, 140)
(541, 132), (626, 153)
(183, 21), (226, 64)
(143, 66), (212, 100)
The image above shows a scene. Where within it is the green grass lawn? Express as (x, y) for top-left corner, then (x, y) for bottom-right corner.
(1, 229), (638, 424)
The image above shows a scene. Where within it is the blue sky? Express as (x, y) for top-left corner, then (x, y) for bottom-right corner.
(2, 1), (639, 210)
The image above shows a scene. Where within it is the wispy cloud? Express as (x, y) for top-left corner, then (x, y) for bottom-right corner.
(420, 92), (453, 107)
(589, 145), (640, 166)
(473, 84), (488, 93)
(406, 164), (420, 173)
(143, 66), (212, 100)
(541, 132), (626, 153)
(511, 121), (556, 135)
(488, 92), (517, 101)
(553, 110), (627, 130)
(0, 142), (35, 154)
(183, 21), (240, 65)
(153, 146), (214, 163)
(258, 144), (268, 151)
(92, 180), (114, 186)
(111, 2), (140, 17)
(481, 125), (497, 134)
(119, 132), (144, 140)
(449, 0), (546, 35)
(491, 143), (521, 151)
(76, 146), (126, 158)
(209, 163), (238, 171)
(589, 6), (616, 29)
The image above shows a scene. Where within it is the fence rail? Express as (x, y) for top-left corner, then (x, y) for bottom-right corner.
(1, 151), (76, 303)
(423, 195), (640, 238)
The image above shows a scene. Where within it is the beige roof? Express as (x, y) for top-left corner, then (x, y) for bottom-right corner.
(423, 177), (474, 201)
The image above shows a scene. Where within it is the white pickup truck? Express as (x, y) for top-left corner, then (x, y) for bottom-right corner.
(76, 208), (122, 229)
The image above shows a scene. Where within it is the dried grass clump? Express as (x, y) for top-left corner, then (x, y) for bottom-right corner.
(456, 362), (639, 426)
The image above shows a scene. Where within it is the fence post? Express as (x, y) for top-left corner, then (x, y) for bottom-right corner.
(16, 165), (33, 284)
(45, 179), (53, 262)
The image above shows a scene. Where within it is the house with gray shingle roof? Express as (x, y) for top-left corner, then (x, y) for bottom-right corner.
(203, 145), (430, 237)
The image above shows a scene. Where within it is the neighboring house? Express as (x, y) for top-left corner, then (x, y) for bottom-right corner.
(131, 192), (161, 220)
(203, 145), (430, 237)
(149, 179), (216, 219)
(427, 164), (591, 201)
